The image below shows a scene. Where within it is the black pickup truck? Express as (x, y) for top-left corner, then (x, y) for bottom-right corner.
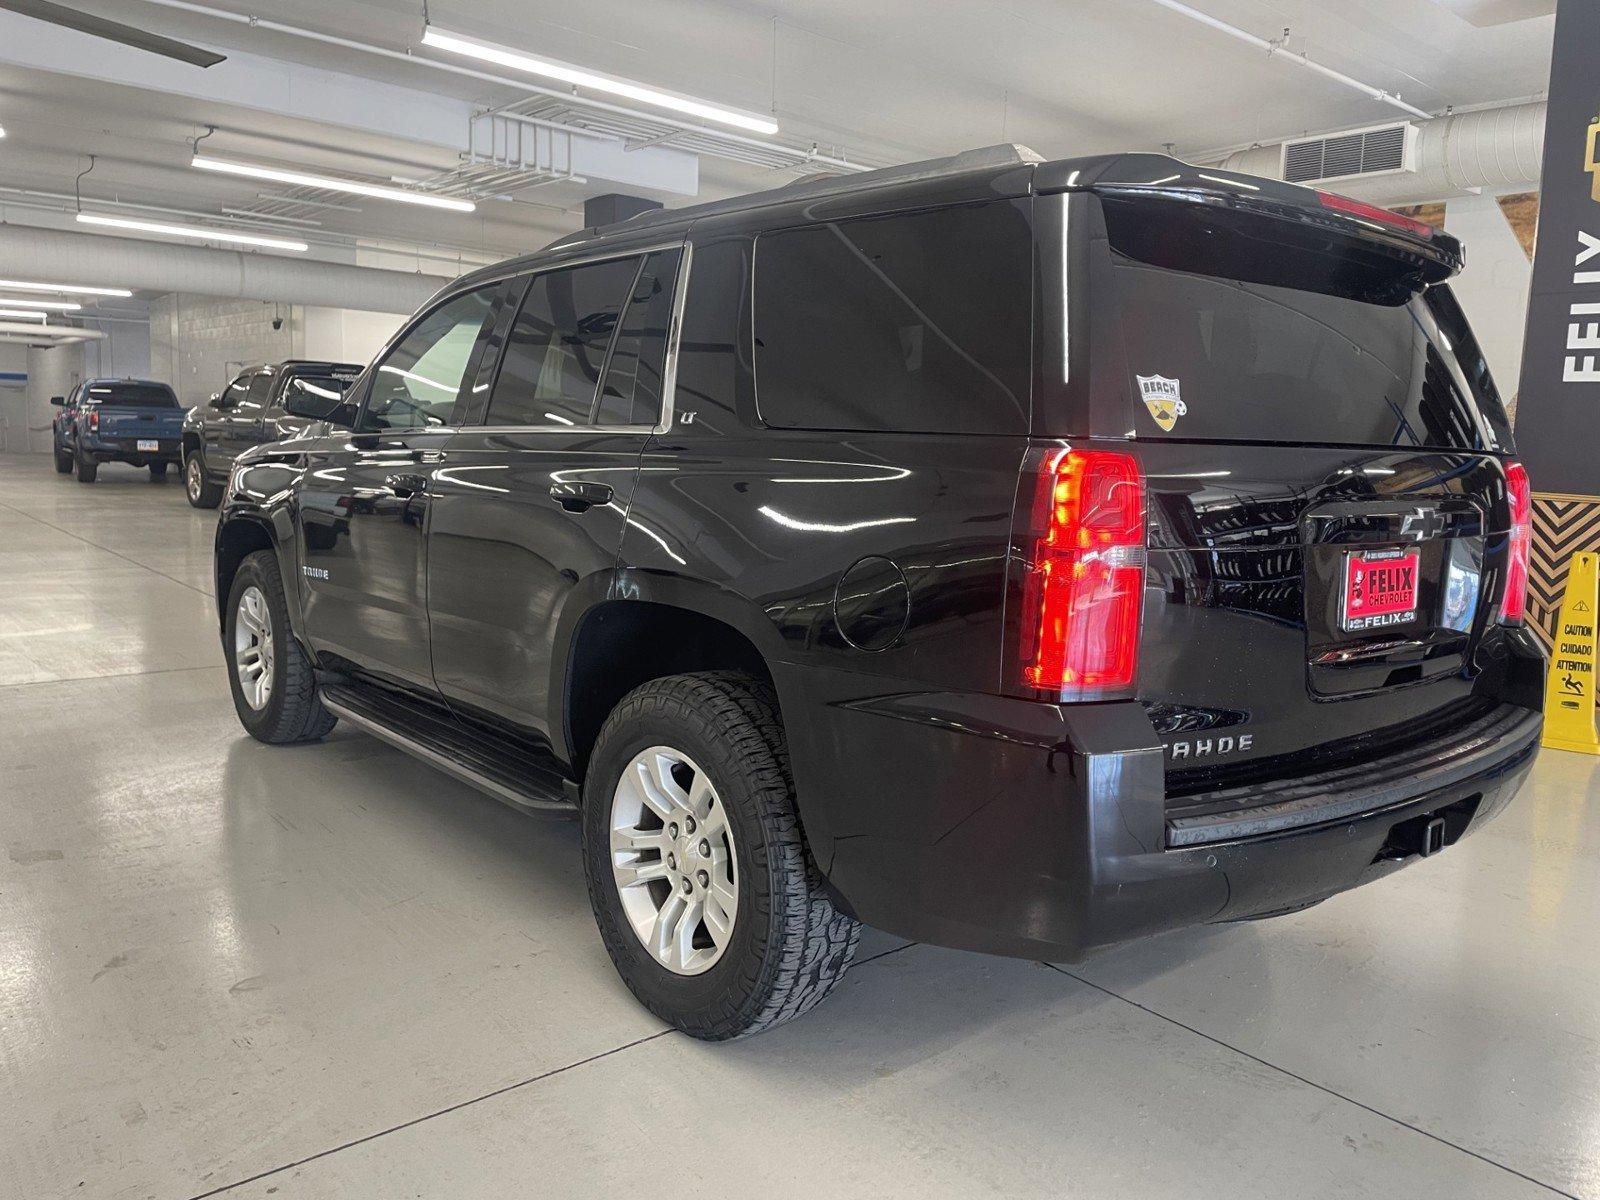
(182, 360), (362, 507)
(209, 146), (1544, 1040)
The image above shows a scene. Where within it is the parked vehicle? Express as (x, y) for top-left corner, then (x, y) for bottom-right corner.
(52, 378), (186, 482)
(182, 360), (362, 508)
(211, 146), (1545, 1039)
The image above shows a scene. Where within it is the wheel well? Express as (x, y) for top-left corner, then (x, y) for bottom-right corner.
(182, 431), (200, 458)
(215, 519), (274, 624)
(567, 601), (773, 780)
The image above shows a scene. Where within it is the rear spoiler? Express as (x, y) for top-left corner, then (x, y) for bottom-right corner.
(1037, 152), (1463, 282)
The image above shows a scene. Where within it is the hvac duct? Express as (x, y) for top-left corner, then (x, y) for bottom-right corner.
(0, 225), (451, 314)
(1216, 101), (1546, 205)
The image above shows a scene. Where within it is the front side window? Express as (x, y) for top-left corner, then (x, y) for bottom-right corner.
(361, 285), (499, 431)
(488, 256), (642, 427)
(753, 200), (1033, 434)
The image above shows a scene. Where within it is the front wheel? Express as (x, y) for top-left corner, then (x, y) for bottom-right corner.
(582, 672), (860, 1040)
(225, 550), (336, 744)
(186, 452), (223, 508)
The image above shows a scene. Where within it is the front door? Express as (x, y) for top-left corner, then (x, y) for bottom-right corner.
(296, 284), (503, 693)
(428, 245), (684, 748)
(205, 371), (258, 472)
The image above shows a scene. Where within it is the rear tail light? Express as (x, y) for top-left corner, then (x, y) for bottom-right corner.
(1316, 189), (1435, 240)
(1500, 460), (1530, 625)
(87, 409), (99, 433)
(1018, 448), (1145, 697)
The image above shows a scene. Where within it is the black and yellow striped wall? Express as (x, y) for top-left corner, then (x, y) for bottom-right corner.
(1529, 493), (1600, 653)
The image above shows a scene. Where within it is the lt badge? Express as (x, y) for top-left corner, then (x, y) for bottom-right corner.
(1137, 374), (1187, 432)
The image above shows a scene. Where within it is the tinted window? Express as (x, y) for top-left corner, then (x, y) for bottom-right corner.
(596, 248), (682, 427)
(489, 256), (640, 427)
(86, 382), (178, 408)
(282, 373), (358, 419)
(753, 200), (1032, 434)
(1097, 194), (1508, 450)
(241, 372), (274, 413)
(362, 286), (498, 431)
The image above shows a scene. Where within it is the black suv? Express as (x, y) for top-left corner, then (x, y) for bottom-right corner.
(183, 359), (362, 507)
(212, 146), (1545, 1039)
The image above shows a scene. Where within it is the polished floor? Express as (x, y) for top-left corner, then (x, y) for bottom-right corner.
(1, 451), (1598, 1200)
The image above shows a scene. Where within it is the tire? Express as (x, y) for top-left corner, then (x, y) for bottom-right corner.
(74, 447), (97, 483)
(149, 461), (169, 480)
(54, 448), (72, 474)
(185, 451), (223, 509)
(582, 671), (861, 1040)
(224, 549), (336, 744)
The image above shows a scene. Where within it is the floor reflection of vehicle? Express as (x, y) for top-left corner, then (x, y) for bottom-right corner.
(182, 360), (363, 508)
(209, 144), (1546, 1042)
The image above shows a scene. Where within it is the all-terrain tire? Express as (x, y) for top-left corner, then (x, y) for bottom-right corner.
(225, 549), (337, 744)
(54, 448), (72, 474)
(582, 671), (861, 1040)
(74, 447), (97, 483)
(149, 461), (169, 480)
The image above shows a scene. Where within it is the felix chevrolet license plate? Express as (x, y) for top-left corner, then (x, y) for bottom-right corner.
(1343, 550), (1420, 632)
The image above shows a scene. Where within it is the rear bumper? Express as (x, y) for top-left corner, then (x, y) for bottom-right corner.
(794, 642), (1543, 962)
(80, 437), (182, 464)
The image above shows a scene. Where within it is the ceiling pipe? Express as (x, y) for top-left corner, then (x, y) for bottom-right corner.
(0, 224), (448, 313)
(1214, 100), (1546, 205)
(1150, 0), (1433, 121)
(0, 321), (104, 340)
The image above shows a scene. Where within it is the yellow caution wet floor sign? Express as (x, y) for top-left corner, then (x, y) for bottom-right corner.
(1544, 552), (1600, 755)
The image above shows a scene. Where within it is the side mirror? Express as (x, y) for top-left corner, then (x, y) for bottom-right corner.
(209, 391), (229, 410)
(284, 387), (357, 429)
(49, 396), (65, 406)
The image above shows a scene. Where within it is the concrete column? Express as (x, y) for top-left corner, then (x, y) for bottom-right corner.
(18, 343), (83, 454)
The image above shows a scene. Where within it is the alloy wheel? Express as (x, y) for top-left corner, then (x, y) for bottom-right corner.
(610, 746), (739, 975)
(233, 585), (275, 709)
(187, 457), (203, 502)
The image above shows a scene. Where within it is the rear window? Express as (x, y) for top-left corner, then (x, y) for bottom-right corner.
(1095, 194), (1509, 451)
(86, 382), (177, 408)
(753, 200), (1032, 434)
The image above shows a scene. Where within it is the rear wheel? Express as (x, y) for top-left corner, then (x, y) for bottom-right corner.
(54, 448), (72, 474)
(225, 550), (336, 744)
(582, 671), (860, 1040)
(186, 451), (223, 508)
(74, 447), (97, 483)
(149, 461), (168, 480)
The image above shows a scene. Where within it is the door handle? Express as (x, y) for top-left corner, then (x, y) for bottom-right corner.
(549, 480), (614, 513)
(386, 472), (428, 498)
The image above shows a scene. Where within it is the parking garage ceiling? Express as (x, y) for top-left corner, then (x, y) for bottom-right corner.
(0, 0), (1558, 274)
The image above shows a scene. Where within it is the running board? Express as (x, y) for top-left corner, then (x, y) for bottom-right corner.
(321, 683), (574, 816)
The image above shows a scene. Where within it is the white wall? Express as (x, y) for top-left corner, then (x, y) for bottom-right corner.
(1443, 191), (1536, 414)
(0, 342), (35, 452)
(300, 307), (405, 367)
(5, 342), (82, 454)
(81, 317), (152, 380)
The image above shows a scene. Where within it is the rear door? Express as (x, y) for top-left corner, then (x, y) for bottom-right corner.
(1074, 189), (1518, 788)
(426, 245), (681, 747)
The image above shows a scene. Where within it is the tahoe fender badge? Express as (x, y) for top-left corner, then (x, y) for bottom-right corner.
(302, 565), (330, 581)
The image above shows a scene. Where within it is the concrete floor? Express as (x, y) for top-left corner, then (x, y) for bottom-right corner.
(1, 450), (1598, 1200)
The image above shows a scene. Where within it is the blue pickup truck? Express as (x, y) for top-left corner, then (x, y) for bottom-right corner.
(52, 379), (188, 483)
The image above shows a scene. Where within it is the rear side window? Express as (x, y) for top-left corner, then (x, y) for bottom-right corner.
(1095, 194), (1508, 450)
(595, 248), (682, 427)
(490, 256), (641, 427)
(753, 200), (1032, 434)
(86, 382), (178, 408)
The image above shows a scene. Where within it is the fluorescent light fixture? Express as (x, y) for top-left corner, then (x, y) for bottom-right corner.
(421, 26), (779, 136)
(192, 156), (476, 212)
(76, 212), (309, 252)
(0, 309), (48, 321)
(0, 297), (81, 311)
(0, 279), (132, 297)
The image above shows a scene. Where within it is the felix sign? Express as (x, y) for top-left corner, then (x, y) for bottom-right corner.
(1514, 3), (1600, 494)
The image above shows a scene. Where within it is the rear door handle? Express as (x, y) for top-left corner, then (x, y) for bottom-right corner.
(549, 480), (614, 513)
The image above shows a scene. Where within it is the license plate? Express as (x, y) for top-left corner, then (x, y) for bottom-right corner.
(136, 439), (160, 451)
(1343, 550), (1420, 632)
